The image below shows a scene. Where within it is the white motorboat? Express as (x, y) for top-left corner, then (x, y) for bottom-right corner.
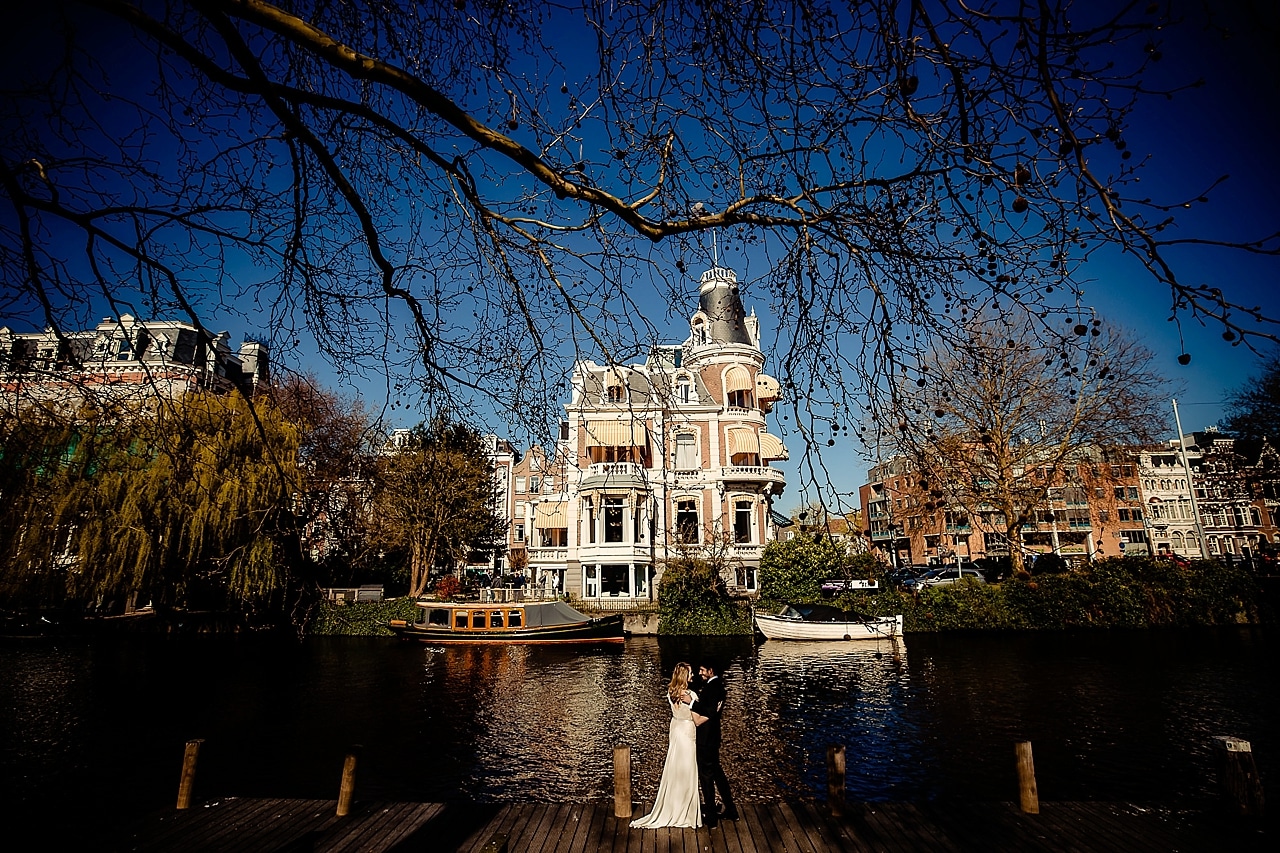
(753, 603), (904, 641)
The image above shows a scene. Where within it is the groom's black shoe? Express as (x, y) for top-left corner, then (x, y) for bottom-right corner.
(719, 806), (740, 821)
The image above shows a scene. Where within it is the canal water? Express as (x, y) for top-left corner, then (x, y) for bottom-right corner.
(0, 627), (1272, 835)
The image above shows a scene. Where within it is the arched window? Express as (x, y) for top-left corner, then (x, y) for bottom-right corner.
(691, 320), (707, 346)
(725, 366), (754, 409)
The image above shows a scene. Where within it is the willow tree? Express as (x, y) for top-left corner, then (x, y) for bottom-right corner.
(0, 391), (302, 614)
(887, 315), (1168, 573)
(372, 418), (506, 598)
(2, 1), (1276, 490)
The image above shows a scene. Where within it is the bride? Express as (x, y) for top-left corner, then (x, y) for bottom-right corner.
(631, 661), (704, 829)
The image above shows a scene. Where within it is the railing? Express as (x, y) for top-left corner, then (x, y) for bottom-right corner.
(587, 462), (648, 478)
(720, 465), (786, 483)
(526, 547), (568, 563)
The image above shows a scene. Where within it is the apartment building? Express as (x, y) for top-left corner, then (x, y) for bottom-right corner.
(861, 431), (1279, 567)
(1, 313), (267, 408)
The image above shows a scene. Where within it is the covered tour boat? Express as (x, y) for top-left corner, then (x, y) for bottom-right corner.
(390, 599), (626, 644)
(753, 603), (903, 641)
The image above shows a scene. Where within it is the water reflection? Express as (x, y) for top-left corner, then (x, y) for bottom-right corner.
(0, 627), (1273, 839)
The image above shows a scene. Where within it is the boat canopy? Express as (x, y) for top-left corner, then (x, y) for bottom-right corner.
(522, 601), (595, 627)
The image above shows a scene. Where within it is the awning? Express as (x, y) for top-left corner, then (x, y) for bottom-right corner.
(725, 366), (753, 392)
(583, 420), (648, 447)
(756, 374), (780, 399)
(535, 501), (568, 527)
(727, 427), (760, 456)
(759, 432), (788, 460)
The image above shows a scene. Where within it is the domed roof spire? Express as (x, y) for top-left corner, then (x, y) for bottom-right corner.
(697, 266), (751, 345)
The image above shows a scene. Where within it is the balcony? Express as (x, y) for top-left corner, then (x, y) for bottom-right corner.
(588, 462), (647, 478)
(720, 465), (786, 485)
(526, 547), (569, 564)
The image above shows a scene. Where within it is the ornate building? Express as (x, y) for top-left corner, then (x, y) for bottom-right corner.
(1, 313), (267, 409)
(514, 266), (788, 603)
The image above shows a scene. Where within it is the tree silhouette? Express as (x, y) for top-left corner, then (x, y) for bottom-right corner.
(887, 314), (1169, 573)
(2, 0), (1275, 479)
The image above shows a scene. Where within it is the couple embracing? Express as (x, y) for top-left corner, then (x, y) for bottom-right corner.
(630, 660), (738, 830)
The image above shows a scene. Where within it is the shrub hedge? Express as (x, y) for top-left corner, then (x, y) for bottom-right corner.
(305, 556), (1263, 636)
(308, 596), (418, 636)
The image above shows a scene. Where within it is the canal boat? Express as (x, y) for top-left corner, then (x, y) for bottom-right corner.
(390, 599), (626, 644)
(753, 603), (903, 641)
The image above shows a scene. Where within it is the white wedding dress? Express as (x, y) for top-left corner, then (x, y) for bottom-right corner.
(631, 690), (701, 829)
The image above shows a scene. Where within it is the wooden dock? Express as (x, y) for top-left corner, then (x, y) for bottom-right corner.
(107, 798), (1270, 851)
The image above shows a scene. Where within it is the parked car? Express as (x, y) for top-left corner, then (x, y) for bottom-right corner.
(903, 566), (986, 592)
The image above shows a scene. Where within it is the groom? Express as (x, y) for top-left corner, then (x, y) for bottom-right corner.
(691, 659), (737, 827)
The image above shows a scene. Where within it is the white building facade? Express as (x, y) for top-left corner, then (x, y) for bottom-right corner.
(520, 266), (788, 604)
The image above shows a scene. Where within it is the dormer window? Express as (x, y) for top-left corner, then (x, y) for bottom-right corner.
(676, 376), (692, 404)
(606, 384), (625, 403)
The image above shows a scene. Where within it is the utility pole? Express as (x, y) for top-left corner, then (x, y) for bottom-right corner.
(1172, 398), (1210, 559)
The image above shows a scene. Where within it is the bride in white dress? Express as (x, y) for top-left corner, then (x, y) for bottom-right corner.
(631, 662), (703, 829)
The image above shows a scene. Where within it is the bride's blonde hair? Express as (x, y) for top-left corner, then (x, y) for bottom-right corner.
(667, 662), (692, 701)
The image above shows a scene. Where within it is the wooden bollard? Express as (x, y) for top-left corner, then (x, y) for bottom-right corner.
(176, 739), (203, 809)
(613, 744), (632, 818)
(826, 745), (847, 817)
(1212, 736), (1265, 817)
(1016, 741), (1039, 814)
(336, 750), (359, 817)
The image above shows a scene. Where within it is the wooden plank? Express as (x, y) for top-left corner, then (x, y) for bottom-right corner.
(248, 798), (343, 853)
(549, 801), (593, 853)
(737, 799), (773, 845)
(853, 802), (921, 853)
(730, 804), (762, 853)
(319, 800), (439, 852)
(773, 802), (823, 853)
(788, 801), (856, 853)
(525, 802), (570, 853)
(884, 803), (964, 853)
(174, 797), (310, 852)
(463, 802), (531, 853)
(1053, 803), (1170, 853)
(919, 801), (1057, 853)
(579, 802), (613, 853)
(489, 802), (542, 853)
(106, 798), (1280, 852)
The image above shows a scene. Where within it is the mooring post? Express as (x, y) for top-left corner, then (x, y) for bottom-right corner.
(336, 748), (360, 817)
(826, 744), (847, 817)
(1212, 736), (1265, 817)
(614, 744), (632, 818)
(1016, 741), (1039, 814)
(176, 738), (204, 809)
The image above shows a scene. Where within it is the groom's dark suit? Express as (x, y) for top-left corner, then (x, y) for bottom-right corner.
(692, 673), (736, 823)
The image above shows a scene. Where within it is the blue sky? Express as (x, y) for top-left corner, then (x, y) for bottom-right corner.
(2, 2), (1277, 513)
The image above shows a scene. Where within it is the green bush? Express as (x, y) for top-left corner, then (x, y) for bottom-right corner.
(308, 597), (418, 636)
(758, 536), (864, 604)
(896, 556), (1262, 632)
(657, 556), (752, 635)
